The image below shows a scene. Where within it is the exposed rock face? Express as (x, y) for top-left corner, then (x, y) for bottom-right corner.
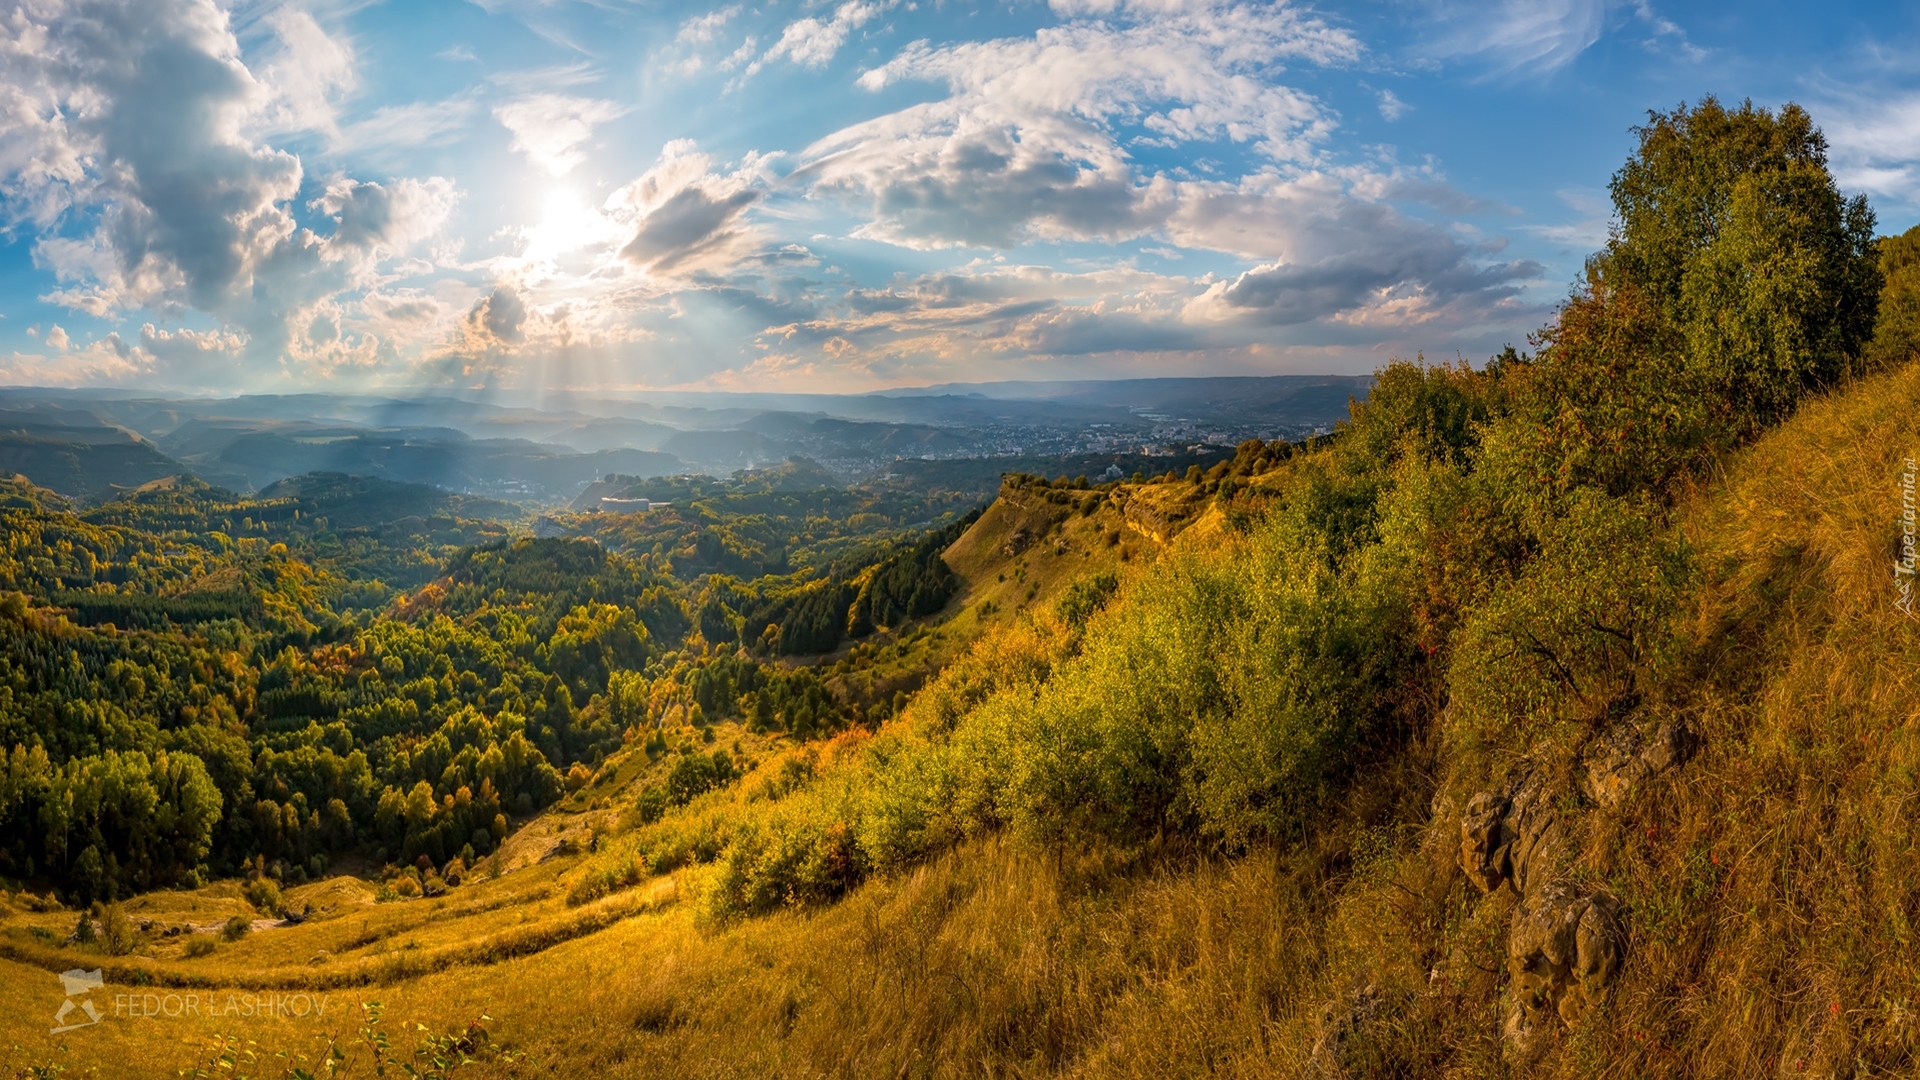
(1503, 885), (1624, 1060)
(1583, 718), (1697, 807)
(1458, 767), (1567, 897)
(1454, 716), (1692, 1062)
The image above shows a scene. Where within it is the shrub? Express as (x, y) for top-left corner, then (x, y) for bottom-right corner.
(243, 878), (284, 917)
(183, 935), (216, 958)
(221, 915), (251, 942)
(633, 785), (669, 825)
(1054, 572), (1119, 631)
(1447, 488), (1692, 757)
(666, 750), (736, 806)
(101, 904), (138, 956)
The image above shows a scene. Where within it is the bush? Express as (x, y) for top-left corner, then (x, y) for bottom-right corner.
(1447, 489), (1691, 756)
(633, 785), (669, 825)
(243, 878), (284, 917)
(183, 935), (216, 958)
(667, 750), (736, 806)
(1054, 572), (1119, 631)
(221, 915), (251, 942)
(101, 904), (138, 956)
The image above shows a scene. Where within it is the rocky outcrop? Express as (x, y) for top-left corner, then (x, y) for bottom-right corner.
(1458, 766), (1567, 897)
(1583, 718), (1697, 807)
(1308, 982), (1410, 1078)
(1453, 715), (1695, 1061)
(1503, 884), (1624, 1060)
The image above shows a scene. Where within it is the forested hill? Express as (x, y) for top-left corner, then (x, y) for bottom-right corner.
(0, 462), (986, 904)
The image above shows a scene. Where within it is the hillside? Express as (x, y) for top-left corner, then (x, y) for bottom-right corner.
(0, 353), (1911, 1080)
(0, 408), (188, 503)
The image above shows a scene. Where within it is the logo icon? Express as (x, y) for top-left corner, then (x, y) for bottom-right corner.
(52, 968), (105, 1034)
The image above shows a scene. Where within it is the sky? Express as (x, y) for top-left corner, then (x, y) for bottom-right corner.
(1, 0), (1918, 396)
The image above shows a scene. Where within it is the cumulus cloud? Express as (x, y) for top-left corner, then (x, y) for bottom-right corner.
(784, 3), (1532, 338)
(747, 1), (885, 76)
(1822, 91), (1920, 204)
(252, 6), (355, 138)
(469, 284), (527, 344)
(494, 93), (625, 176)
(313, 176), (458, 260)
(0, 331), (145, 386)
(798, 1), (1355, 248)
(0, 0), (457, 385)
(609, 140), (771, 275)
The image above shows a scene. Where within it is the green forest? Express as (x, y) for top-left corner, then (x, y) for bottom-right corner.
(0, 457), (975, 903)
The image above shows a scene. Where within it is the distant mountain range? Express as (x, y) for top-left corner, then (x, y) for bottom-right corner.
(0, 375), (1369, 504)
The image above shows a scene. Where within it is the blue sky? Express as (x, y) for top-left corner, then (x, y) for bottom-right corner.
(1, 0), (1917, 394)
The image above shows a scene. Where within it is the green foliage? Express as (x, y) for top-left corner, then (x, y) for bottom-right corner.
(666, 750), (736, 806)
(1869, 223), (1920, 369)
(1337, 358), (1499, 472)
(1606, 98), (1878, 425)
(244, 877), (285, 917)
(1053, 572), (1119, 630)
(1447, 490), (1691, 752)
(1478, 98), (1881, 505)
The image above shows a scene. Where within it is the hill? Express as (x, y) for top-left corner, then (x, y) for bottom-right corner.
(0, 408), (188, 503)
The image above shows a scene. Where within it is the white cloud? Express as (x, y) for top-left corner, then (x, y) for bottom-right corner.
(799, 1), (1357, 249)
(1378, 89), (1408, 121)
(1524, 186), (1612, 248)
(609, 141), (774, 275)
(494, 93), (625, 176)
(0, 0), (459, 386)
(45, 324), (69, 350)
(750, 0), (885, 75)
(253, 6), (356, 139)
(1822, 92), (1920, 205)
(777, 2), (1537, 345)
(312, 176), (458, 262)
(1425, 0), (1607, 79)
(677, 6), (740, 45)
(1629, 1), (1703, 61)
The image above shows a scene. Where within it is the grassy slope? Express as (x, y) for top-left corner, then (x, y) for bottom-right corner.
(11, 364), (1920, 1077)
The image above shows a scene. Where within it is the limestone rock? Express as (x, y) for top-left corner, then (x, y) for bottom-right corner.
(1583, 718), (1697, 806)
(1503, 885), (1623, 1061)
(1457, 768), (1567, 897)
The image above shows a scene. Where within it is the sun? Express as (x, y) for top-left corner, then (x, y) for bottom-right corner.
(522, 187), (617, 262)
